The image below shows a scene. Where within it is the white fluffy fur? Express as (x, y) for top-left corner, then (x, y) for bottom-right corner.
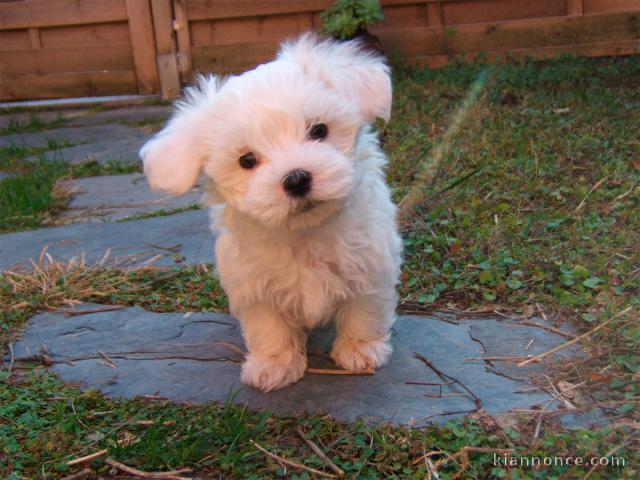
(140, 34), (402, 392)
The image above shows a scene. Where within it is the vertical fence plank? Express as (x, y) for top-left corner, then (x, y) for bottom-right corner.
(568, 0), (584, 16)
(151, 0), (181, 98)
(173, 0), (192, 79)
(427, 1), (443, 27)
(28, 28), (42, 48)
(125, 0), (160, 94)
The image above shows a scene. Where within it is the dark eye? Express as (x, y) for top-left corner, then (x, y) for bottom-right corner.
(308, 123), (328, 140)
(239, 152), (257, 169)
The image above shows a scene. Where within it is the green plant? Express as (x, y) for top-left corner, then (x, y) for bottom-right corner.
(321, 0), (384, 39)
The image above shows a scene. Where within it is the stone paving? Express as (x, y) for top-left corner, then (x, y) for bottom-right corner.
(56, 173), (204, 223)
(0, 124), (141, 149)
(0, 209), (212, 271)
(1, 104), (590, 426)
(12, 303), (584, 426)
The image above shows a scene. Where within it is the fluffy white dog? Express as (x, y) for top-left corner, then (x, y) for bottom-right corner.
(140, 34), (402, 392)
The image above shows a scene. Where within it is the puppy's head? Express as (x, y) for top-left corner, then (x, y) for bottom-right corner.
(140, 34), (392, 230)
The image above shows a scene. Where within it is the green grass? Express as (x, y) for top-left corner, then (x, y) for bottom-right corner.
(0, 143), (141, 232)
(2, 371), (635, 479)
(1, 55), (639, 479)
(0, 114), (68, 135)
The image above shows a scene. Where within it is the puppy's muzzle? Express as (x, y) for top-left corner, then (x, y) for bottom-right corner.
(283, 169), (312, 197)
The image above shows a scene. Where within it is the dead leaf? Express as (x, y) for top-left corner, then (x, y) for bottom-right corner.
(117, 431), (138, 447)
(522, 305), (535, 318)
(494, 413), (520, 431)
(557, 380), (583, 404)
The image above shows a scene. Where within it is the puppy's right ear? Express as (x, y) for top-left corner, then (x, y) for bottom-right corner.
(140, 76), (220, 195)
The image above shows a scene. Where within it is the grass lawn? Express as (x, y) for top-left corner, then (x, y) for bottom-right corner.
(1, 55), (639, 479)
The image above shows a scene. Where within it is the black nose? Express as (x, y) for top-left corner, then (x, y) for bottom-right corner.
(283, 169), (312, 197)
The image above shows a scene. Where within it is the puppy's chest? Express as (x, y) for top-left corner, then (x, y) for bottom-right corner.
(269, 239), (349, 324)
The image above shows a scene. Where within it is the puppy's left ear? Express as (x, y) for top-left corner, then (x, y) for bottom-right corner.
(279, 34), (392, 123)
(140, 76), (220, 195)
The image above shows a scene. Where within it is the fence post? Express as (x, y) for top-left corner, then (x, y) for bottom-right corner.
(151, 0), (181, 99)
(125, 0), (160, 94)
(173, 0), (192, 82)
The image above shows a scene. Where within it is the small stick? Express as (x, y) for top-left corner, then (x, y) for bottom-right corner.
(98, 351), (117, 368)
(424, 393), (470, 398)
(105, 458), (191, 479)
(148, 243), (182, 252)
(57, 306), (125, 317)
(518, 306), (632, 367)
(464, 356), (532, 362)
(414, 353), (482, 411)
(306, 368), (374, 375)
(61, 468), (93, 480)
(67, 449), (108, 466)
(250, 440), (338, 479)
(520, 320), (576, 339)
(574, 176), (608, 213)
(535, 302), (548, 321)
(295, 427), (345, 478)
(525, 339), (535, 351)
(406, 381), (454, 386)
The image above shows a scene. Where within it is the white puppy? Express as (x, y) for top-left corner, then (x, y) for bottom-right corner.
(140, 34), (402, 392)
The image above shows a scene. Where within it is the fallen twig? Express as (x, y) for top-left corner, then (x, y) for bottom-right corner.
(520, 320), (576, 339)
(148, 243), (183, 252)
(414, 352), (482, 411)
(518, 307), (632, 367)
(296, 427), (345, 478)
(56, 305), (126, 317)
(105, 457), (191, 479)
(250, 440), (338, 479)
(61, 468), (93, 480)
(67, 449), (108, 466)
(464, 356), (532, 362)
(306, 367), (374, 375)
(98, 351), (118, 368)
(574, 176), (608, 213)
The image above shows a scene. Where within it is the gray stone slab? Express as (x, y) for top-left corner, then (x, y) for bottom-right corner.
(0, 105), (171, 129)
(55, 173), (204, 223)
(0, 209), (213, 271)
(11, 304), (573, 426)
(0, 124), (142, 149)
(27, 135), (149, 165)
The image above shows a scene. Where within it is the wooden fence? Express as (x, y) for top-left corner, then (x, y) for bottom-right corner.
(1, 0), (638, 102)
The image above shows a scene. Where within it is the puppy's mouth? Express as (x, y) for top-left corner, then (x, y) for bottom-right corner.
(291, 199), (322, 215)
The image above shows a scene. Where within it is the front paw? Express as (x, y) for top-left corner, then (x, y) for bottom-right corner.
(241, 353), (307, 392)
(331, 337), (392, 371)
